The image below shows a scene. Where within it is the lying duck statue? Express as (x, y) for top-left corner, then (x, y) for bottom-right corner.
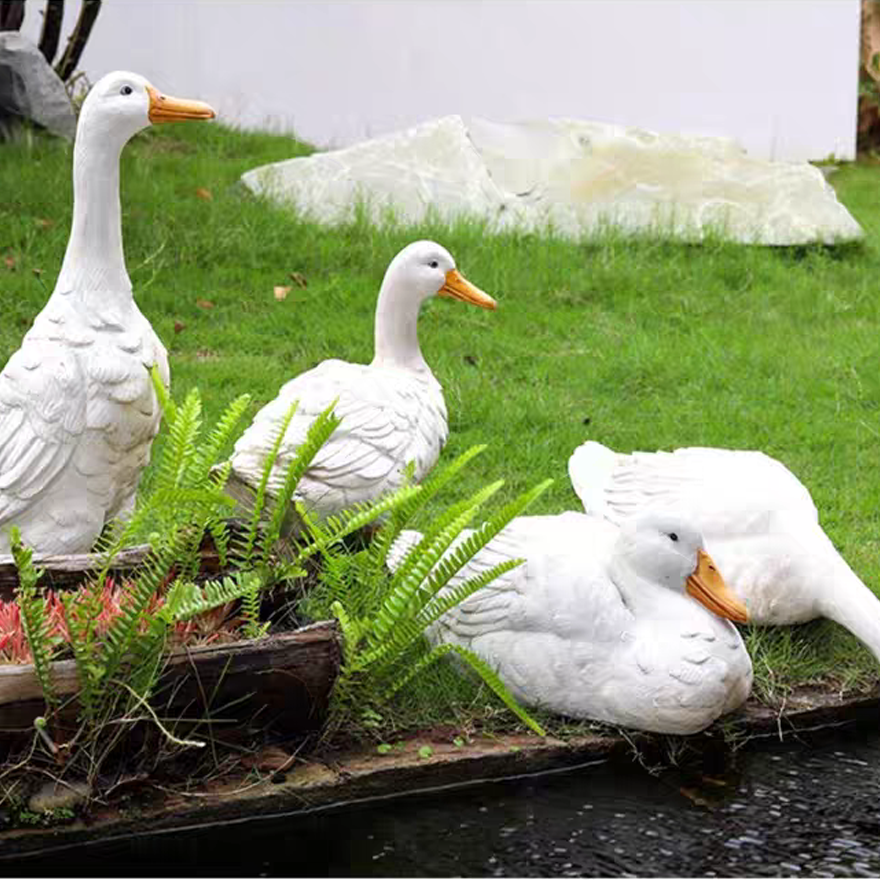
(227, 241), (496, 520)
(390, 511), (752, 734)
(569, 441), (880, 664)
(0, 71), (214, 555)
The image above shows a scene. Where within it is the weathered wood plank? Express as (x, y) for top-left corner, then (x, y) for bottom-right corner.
(0, 545), (153, 598)
(0, 523), (246, 599)
(0, 621), (340, 742)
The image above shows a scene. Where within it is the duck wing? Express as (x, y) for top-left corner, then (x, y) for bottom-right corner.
(231, 360), (447, 514)
(568, 441), (818, 536)
(0, 341), (86, 528)
(398, 513), (629, 646)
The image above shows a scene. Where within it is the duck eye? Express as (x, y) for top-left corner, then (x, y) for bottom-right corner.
(668, 532), (678, 542)
(428, 260), (439, 269)
(120, 85), (133, 96)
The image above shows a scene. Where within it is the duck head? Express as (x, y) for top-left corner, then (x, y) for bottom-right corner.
(383, 241), (496, 310)
(76, 70), (215, 148)
(372, 241), (496, 371)
(616, 513), (749, 623)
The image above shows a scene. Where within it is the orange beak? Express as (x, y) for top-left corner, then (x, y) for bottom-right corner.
(686, 549), (749, 623)
(438, 269), (497, 311)
(147, 85), (215, 124)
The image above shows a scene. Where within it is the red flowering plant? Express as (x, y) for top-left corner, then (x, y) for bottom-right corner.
(0, 578), (241, 666)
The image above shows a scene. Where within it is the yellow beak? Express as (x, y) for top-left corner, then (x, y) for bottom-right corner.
(686, 549), (749, 623)
(438, 269), (497, 311)
(147, 85), (215, 124)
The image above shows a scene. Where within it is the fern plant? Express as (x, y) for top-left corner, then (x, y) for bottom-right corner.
(93, 368), (251, 573)
(10, 527), (59, 719)
(303, 446), (553, 737)
(51, 374), (254, 732)
(9, 373), (427, 778)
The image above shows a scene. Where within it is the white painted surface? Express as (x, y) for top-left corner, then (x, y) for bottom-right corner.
(22, 0), (859, 161)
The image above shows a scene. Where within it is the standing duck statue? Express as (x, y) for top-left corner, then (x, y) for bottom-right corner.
(0, 72), (215, 556)
(227, 241), (496, 520)
(569, 441), (880, 664)
(390, 512), (752, 734)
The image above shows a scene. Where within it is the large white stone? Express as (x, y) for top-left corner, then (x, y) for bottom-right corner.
(242, 115), (863, 246)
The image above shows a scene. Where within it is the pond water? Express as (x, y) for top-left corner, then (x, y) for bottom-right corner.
(7, 721), (880, 877)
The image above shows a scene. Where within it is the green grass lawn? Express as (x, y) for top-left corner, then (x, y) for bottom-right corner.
(2, 123), (880, 710)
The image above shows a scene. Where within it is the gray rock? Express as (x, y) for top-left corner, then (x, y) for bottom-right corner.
(0, 32), (76, 141)
(242, 115), (863, 246)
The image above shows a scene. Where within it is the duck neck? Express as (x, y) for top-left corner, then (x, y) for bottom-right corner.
(610, 560), (691, 621)
(55, 128), (132, 311)
(815, 543), (880, 665)
(371, 281), (429, 374)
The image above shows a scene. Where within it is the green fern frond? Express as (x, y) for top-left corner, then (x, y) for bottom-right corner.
(149, 364), (175, 423)
(418, 478), (553, 603)
(368, 445), (487, 570)
(385, 479), (503, 605)
(358, 614), (426, 671)
(167, 573), (255, 621)
(372, 480), (505, 642)
(240, 400), (298, 565)
(322, 468), (553, 737)
(95, 530), (192, 700)
(418, 558), (525, 633)
(331, 599), (362, 665)
(157, 388), (202, 491)
(189, 393), (252, 484)
(239, 573), (269, 640)
(60, 583), (106, 719)
(404, 444), (488, 520)
(382, 642), (545, 736)
(261, 401), (341, 559)
(363, 556), (525, 674)
(298, 484), (422, 562)
(10, 528), (58, 715)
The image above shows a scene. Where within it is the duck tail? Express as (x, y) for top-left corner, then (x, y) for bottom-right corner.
(568, 440), (619, 517)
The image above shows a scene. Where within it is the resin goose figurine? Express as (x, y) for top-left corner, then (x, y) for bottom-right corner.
(0, 71), (214, 556)
(389, 512), (752, 734)
(227, 241), (495, 520)
(569, 441), (880, 663)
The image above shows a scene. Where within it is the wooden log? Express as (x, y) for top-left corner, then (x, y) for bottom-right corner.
(0, 621), (340, 745)
(0, 544), (153, 599)
(0, 523), (247, 600)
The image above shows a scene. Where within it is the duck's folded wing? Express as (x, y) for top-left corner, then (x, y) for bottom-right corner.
(0, 345), (86, 527)
(569, 441), (818, 532)
(232, 361), (445, 499)
(430, 527), (532, 643)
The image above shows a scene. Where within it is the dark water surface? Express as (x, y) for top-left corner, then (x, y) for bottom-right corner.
(6, 722), (880, 877)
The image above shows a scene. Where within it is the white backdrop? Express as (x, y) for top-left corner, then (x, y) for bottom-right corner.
(22, 0), (860, 161)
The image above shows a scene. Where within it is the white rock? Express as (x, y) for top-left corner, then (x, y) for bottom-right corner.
(243, 115), (510, 226)
(242, 115), (862, 246)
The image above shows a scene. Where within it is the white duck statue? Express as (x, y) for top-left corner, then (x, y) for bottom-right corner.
(0, 71), (214, 556)
(227, 241), (496, 520)
(390, 512), (752, 734)
(569, 441), (880, 664)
